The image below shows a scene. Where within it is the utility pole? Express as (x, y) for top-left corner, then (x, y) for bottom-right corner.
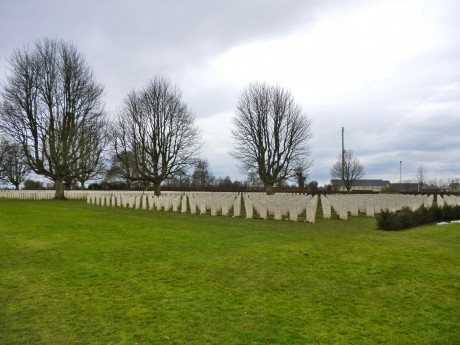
(342, 127), (345, 192)
(400, 161), (402, 192)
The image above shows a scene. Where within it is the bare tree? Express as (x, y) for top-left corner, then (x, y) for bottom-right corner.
(330, 150), (365, 191)
(0, 136), (5, 181)
(165, 167), (190, 188)
(191, 158), (214, 189)
(0, 38), (106, 199)
(246, 170), (263, 187)
(0, 138), (31, 189)
(173, 167), (190, 188)
(231, 82), (312, 195)
(306, 180), (318, 192)
(216, 176), (233, 187)
(73, 123), (108, 190)
(416, 165), (426, 192)
(105, 152), (137, 189)
(113, 77), (201, 196)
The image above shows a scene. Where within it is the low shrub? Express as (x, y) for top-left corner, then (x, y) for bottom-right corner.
(377, 204), (460, 231)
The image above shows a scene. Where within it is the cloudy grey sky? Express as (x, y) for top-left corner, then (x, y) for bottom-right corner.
(1, 0), (459, 186)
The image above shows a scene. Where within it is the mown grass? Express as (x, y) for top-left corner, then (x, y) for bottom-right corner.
(0, 199), (459, 344)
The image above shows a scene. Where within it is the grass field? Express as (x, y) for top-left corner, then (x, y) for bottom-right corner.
(0, 199), (459, 344)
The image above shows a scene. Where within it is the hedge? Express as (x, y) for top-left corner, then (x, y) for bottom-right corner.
(376, 204), (460, 231)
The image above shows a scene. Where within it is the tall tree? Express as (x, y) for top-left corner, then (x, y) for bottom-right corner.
(416, 165), (426, 192)
(0, 136), (5, 181)
(246, 170), (263, 187)
(217, 176), (233, 188)
(113, 77), (201, 196)
(191, 158), (214, 189)
(105, 152), (137, 189)
(0, 38), (106, 199)
(0, 138), (31, 189)
(306, 180), (318, 192)
(231, 82), (312, 195)
(330, 150), (365, 191)
(165, 167), (190, 188)
(74, 123), (108, 190)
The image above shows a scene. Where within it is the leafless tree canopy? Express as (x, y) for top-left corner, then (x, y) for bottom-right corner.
(0, 38), (106, 198)
(231, 82), (312, 194)
(113, 77), (201, 195)
(330, 150), (365, 191)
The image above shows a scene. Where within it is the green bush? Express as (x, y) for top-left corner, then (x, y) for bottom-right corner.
(377, 204), (460, 231)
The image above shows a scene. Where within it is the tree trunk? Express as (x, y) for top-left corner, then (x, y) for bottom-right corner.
(345, 182), (352, 191)
(54, 178), (66, 200)
(14, 183), (20, 190)
(265, 183), (274, 195)
(154, 183), (161, 196)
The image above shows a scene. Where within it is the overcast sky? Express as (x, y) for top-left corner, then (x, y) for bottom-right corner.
(1, 0), (459, 186)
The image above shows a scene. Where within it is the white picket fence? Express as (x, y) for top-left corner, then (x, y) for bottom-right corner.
(1, 189), (442, 222)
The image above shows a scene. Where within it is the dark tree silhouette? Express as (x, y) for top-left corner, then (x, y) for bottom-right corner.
(295, 167), (307, 188)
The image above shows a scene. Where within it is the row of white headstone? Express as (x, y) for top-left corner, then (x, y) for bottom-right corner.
(88, 192), (433, 222)
(87, 192), (185, 211)
(243, 193), (318, 222)
(85, 191), (319, 222)
(437, 194), (460, 207)
(0, 190), (92, 200)
(322, 194), (434, 220)
(86, 191), (240, 216)
(1, 189), (443, 222)
(187, 192), (240, 216)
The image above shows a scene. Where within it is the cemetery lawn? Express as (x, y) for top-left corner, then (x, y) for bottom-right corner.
(0, 199), (459, 345)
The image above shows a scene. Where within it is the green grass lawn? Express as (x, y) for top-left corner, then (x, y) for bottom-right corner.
(0, 199), (459, 344)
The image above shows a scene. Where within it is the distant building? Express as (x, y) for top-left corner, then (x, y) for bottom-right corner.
(389, 183), (444, 193)
(330, 179), (451, 193)
(388, 183), (420, 193)
(330, 179), (390, 192)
